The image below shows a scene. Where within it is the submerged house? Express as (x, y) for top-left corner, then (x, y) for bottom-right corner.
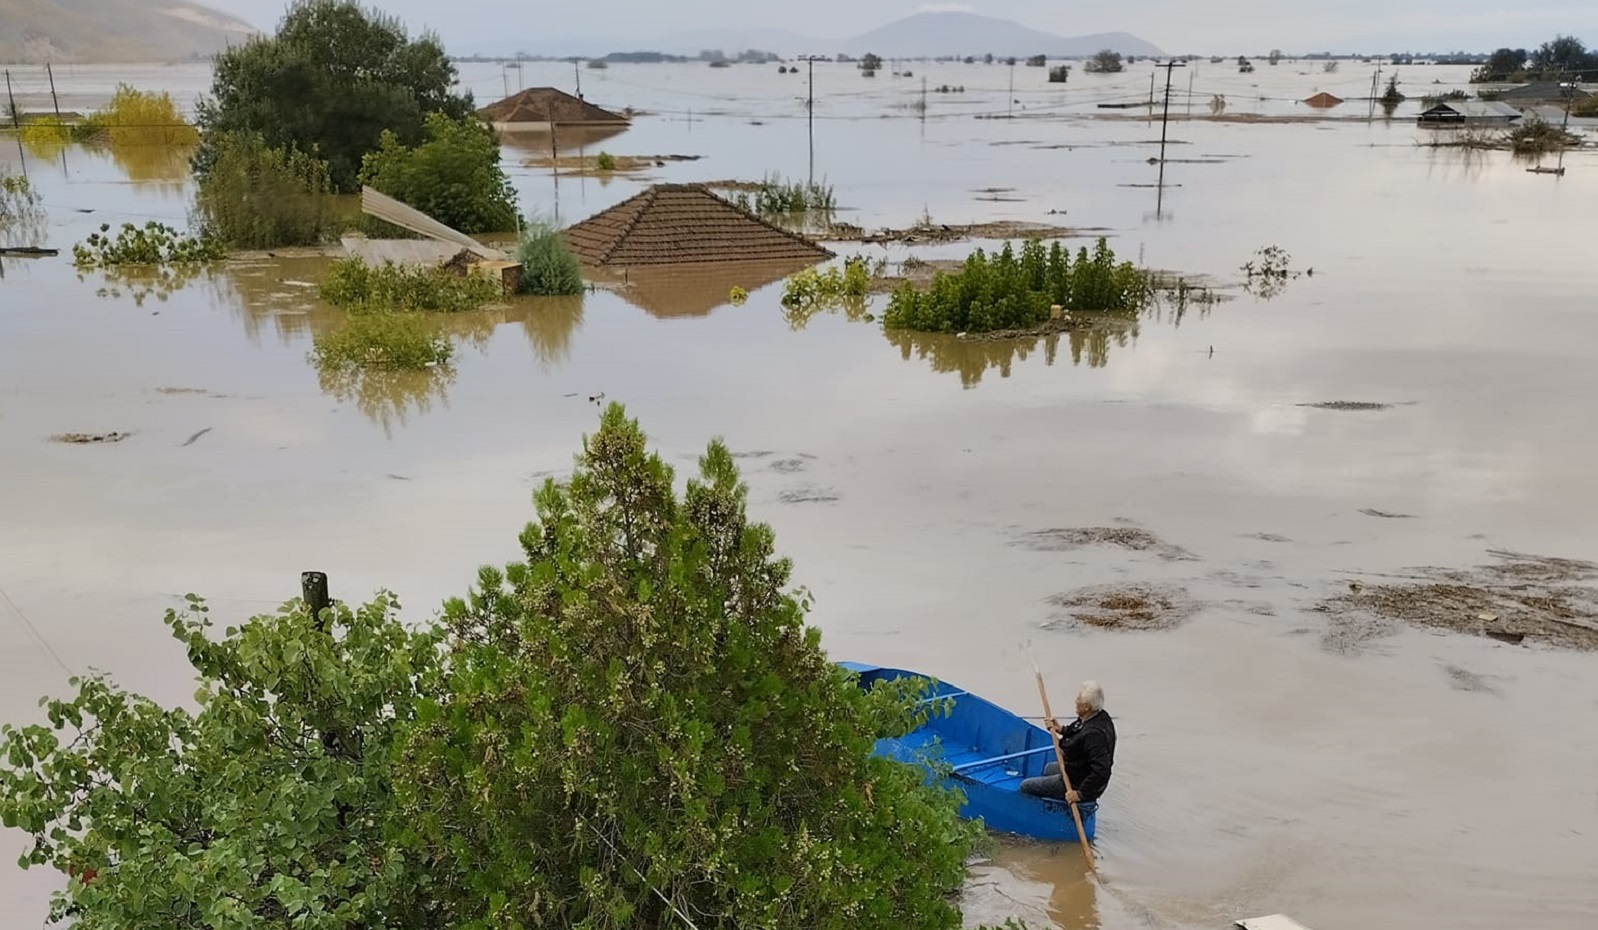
(478, 87), (630, 132)
(563, 184), (833, 317)
(1493, 82), (1592, 105)
(1417, 100), (1522, 125)
(1302, 92), (1344, 108)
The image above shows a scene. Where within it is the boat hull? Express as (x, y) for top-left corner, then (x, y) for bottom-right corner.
(842, 662), (1096, 843)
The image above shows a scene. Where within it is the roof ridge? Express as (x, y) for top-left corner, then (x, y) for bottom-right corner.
(599, 187), (657, 265)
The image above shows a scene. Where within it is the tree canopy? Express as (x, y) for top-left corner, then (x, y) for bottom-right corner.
(195, 0), (473, 193)
(358, 113), (519, 234)
(0, 594), (442, 929)
(398, 404), (978, 930)
(1085, 50), (1125, 74)
(1472, 36), (1596, 83)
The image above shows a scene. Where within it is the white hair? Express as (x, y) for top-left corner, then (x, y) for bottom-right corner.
(1077, 681), (1105, 713)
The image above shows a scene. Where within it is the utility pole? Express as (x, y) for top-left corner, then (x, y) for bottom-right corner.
(1157, 59), (1182, 162)
(574, 59), (582, 99)
(920, 75), (928, 121)
(1008, 60), (1015, 118)
(4, 70), (20, 129)
(800, 55), (824, 184)
(46, 63), (61, 120)
(1187, 66), (1195, 116)
(1367, 64), (1382, 121)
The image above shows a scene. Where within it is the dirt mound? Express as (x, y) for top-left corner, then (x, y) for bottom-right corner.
(1013, 526), (1197, 561)
(1323, 551), (1598, 651)
(1047, 583), (1199, 631)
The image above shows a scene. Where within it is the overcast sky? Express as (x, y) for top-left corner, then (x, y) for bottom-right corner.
(201, 1), (1593, 53)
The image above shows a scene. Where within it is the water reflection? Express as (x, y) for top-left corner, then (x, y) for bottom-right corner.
(106, 143), (197, 187)
(318, 364), (458, 437)
(79, 264), (215, 307)
(885, 323), (1138, 388)
(991, 841), (1103, 930)
(594, 259), (817, 318)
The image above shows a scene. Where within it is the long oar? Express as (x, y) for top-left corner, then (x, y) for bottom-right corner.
(1033, 660), (1097, 873)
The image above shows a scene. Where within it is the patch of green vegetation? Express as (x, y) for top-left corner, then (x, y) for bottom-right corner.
(729, 286), (749, 305)
(319, 257), (502, 313)
(780, 259), (873, 329)
(71, 222), (225, 269)
(594, 150), (617, 171)
(1508, 115), (1582, 153)
(358, 113), (520, 235)
(515, 221), (584, 296)
(883, 238), (1151, 334)
(726, 174), (837, 218)
(19, 117), (70, 159)
(194, 132), (339, 249)
(74, 85), (198, 148)
(310, 313), (455, 372)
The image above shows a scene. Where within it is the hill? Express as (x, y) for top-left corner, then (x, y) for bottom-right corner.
(841, 12), (1161, 59)
(0, 0), (256, 63)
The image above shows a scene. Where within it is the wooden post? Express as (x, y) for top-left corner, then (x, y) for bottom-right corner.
(4, 70), (20, 129)
(45, 63), (60, 120)
(301, 571), (331, 629)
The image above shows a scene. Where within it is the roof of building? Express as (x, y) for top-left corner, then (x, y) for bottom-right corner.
(1495, 81), (1592, 102)
(1419, 100), (1522, 119)
(562, 185), (834, 267)
(478, 87), (629, 125)
(1303, 92), (1344, 107)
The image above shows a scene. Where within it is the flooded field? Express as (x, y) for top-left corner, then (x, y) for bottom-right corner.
(4, 60), (1598, 929)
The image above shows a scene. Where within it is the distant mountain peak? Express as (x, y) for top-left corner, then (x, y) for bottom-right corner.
(0, 0), (257, 63)
(845, 11), (1162, 58)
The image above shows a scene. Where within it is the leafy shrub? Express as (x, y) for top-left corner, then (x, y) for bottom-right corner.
(1, 172), (41, 224)
(729, 286), (749, 305)
(396, 403), (982, 930)
(72, 222), (225, 268)
(75, 84), (198, 147)
(311, 313), (455, 371)
(1084, 49), (1124, 73)
(319, 257), (502, 313)
(20, 117), (71, 158)
(1507, 115), (1578, 153)
(194, 132), (338, 248)
(883, 238), (1150, 333)
(728, 174), (837, 217)
(781, 259), (872, 329)
(594, 150), (617, 171)
(0, 594), (443, 927)
(515, 220), (584, 296)
(358, 113), (519, 235)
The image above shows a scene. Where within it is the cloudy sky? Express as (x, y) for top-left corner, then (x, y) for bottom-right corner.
(201, 1), (1592, 53)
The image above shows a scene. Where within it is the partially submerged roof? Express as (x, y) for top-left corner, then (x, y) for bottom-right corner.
(1496, 81), (1592, 102)
(478, 87), (629, 125)
(563, 184), (834, 267)
(1419, 100), (1521, 120)
(1302, 92), (1343, 108)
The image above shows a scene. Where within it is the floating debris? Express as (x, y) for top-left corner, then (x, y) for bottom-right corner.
(51, 432), (132, 444)
(1047, 583), (1200, 632)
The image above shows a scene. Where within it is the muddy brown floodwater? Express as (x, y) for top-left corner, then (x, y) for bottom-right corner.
(4, 61), (1598, 930)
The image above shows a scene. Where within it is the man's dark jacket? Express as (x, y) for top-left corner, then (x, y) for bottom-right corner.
(1058, 711), (1116, 802)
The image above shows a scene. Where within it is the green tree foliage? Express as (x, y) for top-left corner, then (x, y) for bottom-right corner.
(397, 404), (980, 930)
(194, 132), (339, 249)
(515, 220), (585, 296)
(0, 595), (442, 928)
(358, 114), (519, 235)
(884, 238), (1150, 333)
(195, 0), (473, 193)
(319, 257), (502, 313)
(1528, 35), (1597, 78)
(1471, 47), (1529, 82)
(72, 222), (225, 268)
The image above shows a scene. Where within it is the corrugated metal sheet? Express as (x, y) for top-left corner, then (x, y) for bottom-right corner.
(359, 188), (507, 261)
(339, 236), (460, 266)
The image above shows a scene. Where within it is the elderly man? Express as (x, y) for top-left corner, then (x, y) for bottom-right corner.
(1019, 681), (1116, 811)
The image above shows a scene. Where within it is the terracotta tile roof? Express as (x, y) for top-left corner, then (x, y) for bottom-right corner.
(562, 184), (834, 267)
(1303, 92), (1344, 108)
(478, 87), (628, 125)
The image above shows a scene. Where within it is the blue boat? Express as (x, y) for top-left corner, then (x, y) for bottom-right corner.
(842, 662), (1096, 843)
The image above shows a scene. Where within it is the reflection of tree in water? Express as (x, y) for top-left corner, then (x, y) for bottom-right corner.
(318, 364), (458, 438)
(885, 322), (1138, 388)
(106, 143), (197, 189)
(519, 295), (585, 367)
(80, 265), (213, 307)
(782, 295), (871, 332)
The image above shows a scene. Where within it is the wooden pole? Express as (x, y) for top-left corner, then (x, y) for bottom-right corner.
(4, 70), (20, 129)
(1033, 661), (1097, 872)
(45, 63), (61, 120)
(301, 571), (331, 630)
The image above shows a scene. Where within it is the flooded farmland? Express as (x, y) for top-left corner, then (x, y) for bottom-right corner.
(4, 59), (1598, 929)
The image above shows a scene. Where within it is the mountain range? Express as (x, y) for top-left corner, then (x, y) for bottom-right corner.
(0, 0), (255, 62)
(462, 12), (1163, 61)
